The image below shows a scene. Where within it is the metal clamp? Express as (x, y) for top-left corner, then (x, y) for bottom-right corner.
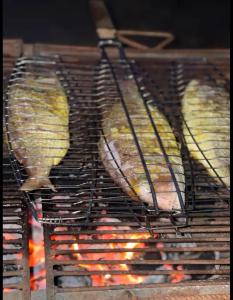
(98, 39), (127, 60)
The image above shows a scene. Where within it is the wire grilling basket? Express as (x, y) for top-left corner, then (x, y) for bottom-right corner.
(4, 43), (230, 230)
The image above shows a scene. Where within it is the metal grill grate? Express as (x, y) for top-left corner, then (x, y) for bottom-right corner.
(3, 155), (30, 295)
(43, 216), (229, 298)
(3, 57), (31, 298)
(4, 52), (230, 228)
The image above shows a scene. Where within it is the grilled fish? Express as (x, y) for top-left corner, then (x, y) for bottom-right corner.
(7, 74), (69, 192)
(99, 79), (185, 211)
(182, 80), (230, 187)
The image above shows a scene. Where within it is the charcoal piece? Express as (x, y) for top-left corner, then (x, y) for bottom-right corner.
(143, 274), (167, 284)
(142, 265), (172, 284)
(3, 276), (21, 285)
(186, 251), (216, 280)
(131, 250), (162, 271)
(55, 275), (92, 288)
(54, 265), (92, 288)
(3, 264), (21, 272)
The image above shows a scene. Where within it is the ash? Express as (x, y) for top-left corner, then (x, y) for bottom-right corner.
(55, 266), (92, 288)
(3, 276), (21, 285)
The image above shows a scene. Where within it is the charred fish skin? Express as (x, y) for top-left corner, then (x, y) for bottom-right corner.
(7, 74), (69, 192)
(182, 80), (230, 188)
(99, 79), (185, 212)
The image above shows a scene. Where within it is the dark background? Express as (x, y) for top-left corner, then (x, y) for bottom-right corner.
(3, 0), (230, 48)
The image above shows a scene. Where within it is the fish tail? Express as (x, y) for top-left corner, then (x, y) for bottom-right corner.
(20, 177), (57, 192)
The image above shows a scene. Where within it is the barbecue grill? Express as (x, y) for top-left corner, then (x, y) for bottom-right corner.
(3, 39), (230, 300)
(2, 1), (230, 299)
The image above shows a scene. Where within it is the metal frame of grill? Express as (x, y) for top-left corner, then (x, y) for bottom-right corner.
(3, 57), (31, 299)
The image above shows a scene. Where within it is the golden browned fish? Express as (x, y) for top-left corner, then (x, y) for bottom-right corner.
(98, 79), (185, 211)
(7, 74), (69, 192)
(182, 80), (230, 188)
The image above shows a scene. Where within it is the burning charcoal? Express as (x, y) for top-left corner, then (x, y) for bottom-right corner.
(161, 233), (197, 260)
(142, 266), (168, 284)
(143, 275), (167, 284)
(55, 265), (92, 288)
(131, 251), (162, 271)
(55, 275), (92, 288)
(186, 252), (216, 280)
(3, 264), (21, 272)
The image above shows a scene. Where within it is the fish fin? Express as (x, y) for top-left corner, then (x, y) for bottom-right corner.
(20, 177), (57, 192)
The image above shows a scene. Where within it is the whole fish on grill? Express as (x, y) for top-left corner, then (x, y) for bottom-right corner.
(98, 79), (185, 211)
(7, 74), (69, 192)
(182, 80), (230, 188)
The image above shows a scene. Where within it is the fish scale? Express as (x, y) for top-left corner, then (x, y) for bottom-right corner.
(7, 73), (70, 192)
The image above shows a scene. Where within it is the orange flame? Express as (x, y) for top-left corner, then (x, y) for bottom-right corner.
(29, 240), (45, 267)
(170, 265), (186, 283)
(71, 223), (153, 286)
(6, 215), (185, 290)
(29, 217), (46, 290)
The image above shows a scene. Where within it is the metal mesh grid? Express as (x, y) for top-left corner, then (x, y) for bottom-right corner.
(4, 52), (230, 228)
(3, 57), (31, 298)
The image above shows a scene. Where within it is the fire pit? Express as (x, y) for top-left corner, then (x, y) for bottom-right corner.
(3, 40), (230, 300)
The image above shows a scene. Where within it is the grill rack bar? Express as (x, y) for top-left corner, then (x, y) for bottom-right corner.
(3, 158), (31, 297)
(3, 56), (31, 298)
(43, 213), (229, 296)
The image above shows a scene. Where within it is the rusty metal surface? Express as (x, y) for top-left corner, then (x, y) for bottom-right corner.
(3, 147), (31, 297)
(3, 285), (230, 300)
(3, 56), (31, 299)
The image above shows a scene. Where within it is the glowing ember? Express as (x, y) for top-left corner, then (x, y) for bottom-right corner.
(71, 217), (153, 286)
(5, 214), (186, 291)
(30, 269), (46, 290)
(3, 232), (23, 292)
(170, 265), (186, 283)
(29, 216), (46, 290)
(29, 239), (45, 267)
(51, 216), (186, 286)
(4, 212), (187, 292)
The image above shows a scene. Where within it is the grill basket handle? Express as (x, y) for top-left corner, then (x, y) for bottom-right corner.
(89, 0), (116, 39)
(89, 0), (174, 50)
